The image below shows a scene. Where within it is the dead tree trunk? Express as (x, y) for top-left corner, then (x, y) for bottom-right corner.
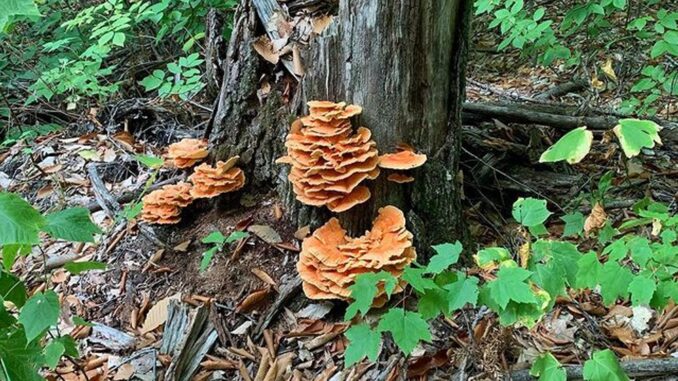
(209, 0), (471, 253)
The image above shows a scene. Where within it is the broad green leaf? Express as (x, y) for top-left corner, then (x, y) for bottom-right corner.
(2, 244), (31, 271)
(582, 349), (629, 381)
(72, 316), (93, 327)
(628, 275), (656, 306)
(0, 192), (45, 245)
(487, 267), (537, 309)
(561, 212), (585, 237)
(377, 308), (431, 355)
(530, 352), (567, 381)
(531, 240), (580, 284)
(613, 119), (662, 158)
(599, 261), (633, 305)
(19, 290), (60, 342)
(574, 252), (602, 289)
(539, 127), (593, 164)
(426, 241), (462, 274)
(533, 263), (566, 304)
(201, 231), (226, 245)
(0, 328), (43, 381)
(475, 247), (510, 269)
(0, 0), (41, 19)
(512, 198), (552, 227)
(344, 324), (381, 367)
(43, 340), (65, 369)
(0, 271), (27, 308)
(345, 271), (397, 320)
(64, 261), (106, 274)
(417, 287), (449, 319)
(134, 154), (164, 169)
(43, 207), (101, 243)
(402, 267), (438, 293)
(225, 231), (249, 244)
(602, 239), (628, 262)
(627, 237), (652, 267)
(445, 273), (479, 311)
(199, 246), (219, 272)
(120, 202), (143, 220)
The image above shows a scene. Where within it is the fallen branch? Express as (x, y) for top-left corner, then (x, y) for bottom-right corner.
(509, 357), (678, 380)
(86, 174), (185, 212)
(535, 80), (587, 100)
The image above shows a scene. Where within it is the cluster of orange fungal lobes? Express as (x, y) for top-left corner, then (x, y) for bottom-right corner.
(297, 206), (416, 305)
(276, 101), (380, 213)
(140, 139), (245, 224)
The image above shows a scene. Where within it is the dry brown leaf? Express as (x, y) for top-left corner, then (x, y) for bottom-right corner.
(51, 269), (69, 284)
(236, 287), (272, 313)
(584, 203), (607, 235)
(140, 292), (181, 334)
(248, 225), (282, 245)
(518, 241), (530, 268)
(294, 225), (311, 240)
(253, 36), (279, 64)
(173, 239), (191, 252)
(36, 184), (55, 199)
(113, 363), (135, 380)
(252, 268), (277, 290)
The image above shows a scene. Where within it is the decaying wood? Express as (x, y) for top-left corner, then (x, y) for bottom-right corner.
(86, 174), (185, 212)
(205, 8), (225, 98)
(534, 80), (587, 100)
(509, 357), (678, 380)
(297, 0), (472, 251)
(87, 163), (120, 217)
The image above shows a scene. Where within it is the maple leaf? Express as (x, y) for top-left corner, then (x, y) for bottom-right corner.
(530, 352), (566, 381)
(377, 308), (431, 355)
(628, 275), (656, 306)
(402, 267), (438, 293)
(345, 271), (397, 320)
(426, 241), (462, 274)
(599, 261), (633, 305)
(487, 267), (537, 309)
(445, 273), (479, 311)
(582, 349), (629, 381)
(561, 212), (585, 237)
(574, 252), (602, 289)
(417, 287), (449, 319)
(512, 198), (552, 227)
(344, 323), (381, 367)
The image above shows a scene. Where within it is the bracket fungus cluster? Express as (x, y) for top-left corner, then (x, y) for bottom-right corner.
(189, 156), (245, 199)
(297, 206), (416, 306)
(140, 137), (246, 224)
(166, 138), (209, 168)
(276, 101), (380, 212)
(140, 182), (193, 224)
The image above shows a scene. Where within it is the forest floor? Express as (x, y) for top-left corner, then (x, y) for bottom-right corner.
(2, 4), (678, 381)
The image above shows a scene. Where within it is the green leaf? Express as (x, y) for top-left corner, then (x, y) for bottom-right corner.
(575, 252), (602, 289)
(417, 287), (449, 319)
(18, 290), (60, 342)
(539, 127), (593, 164)
(599, 261), (634, 305)
(120, 202), (143, 220)
(72, 316), (93, 326)
(603, 239), (628, 262)
(582, 349), (629, 381)
(530, 352), (566, 381)
(2, 244), (30, 271)
(345, 271), (397, 320)
(199, 246), (218, 273)
(613, 119), (663, 158)
(344, 324), (381, 367)
(225, 231), (249, 244)
(201, 231), (226, 245)
(531, 240), (580, 284)
(487, 267), (537, 309)
(561, 212), (585, 237)
(512, 198), (552, 227)
(0, 271), (27, 308)
(533, 263), (566, 304)
(445, 273), (479, 311)
(112, 32), (126, 47)
(475, 247), (510, 268)
(628, 275), (656, 306)
(43, 340), (65, 369)
(64, 261), (106, 274)
(0, 0), (41, 19)
(43, 207), (102, 243)
(0, 192), (45, 245)
(134, 154), (164, 169)
(139, 70), (166, 92)
(402, 267), (438, 293)
(0, 328), (43, 381)
(627, 237), (652, 267)
(426, 241), (462, 274)
(377, 308), (431, 355)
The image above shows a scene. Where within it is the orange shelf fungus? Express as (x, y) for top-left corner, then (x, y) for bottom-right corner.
(378, 150), (427, 170)
(297, 206), (416, 306)
(141, 182), (193, 224)
(188, 157), (245, 198)
(166, 138), (209, 168)
(277, 101), (379, 212)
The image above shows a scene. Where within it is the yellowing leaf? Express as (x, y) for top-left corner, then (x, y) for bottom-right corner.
(601, 58), (617, 81)
(539, 127), (593, 164)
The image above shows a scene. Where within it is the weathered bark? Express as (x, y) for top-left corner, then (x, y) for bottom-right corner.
(296, 0), (472, 251)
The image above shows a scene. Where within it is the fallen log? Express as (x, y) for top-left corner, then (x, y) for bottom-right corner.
(508, 357), (678, 380)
